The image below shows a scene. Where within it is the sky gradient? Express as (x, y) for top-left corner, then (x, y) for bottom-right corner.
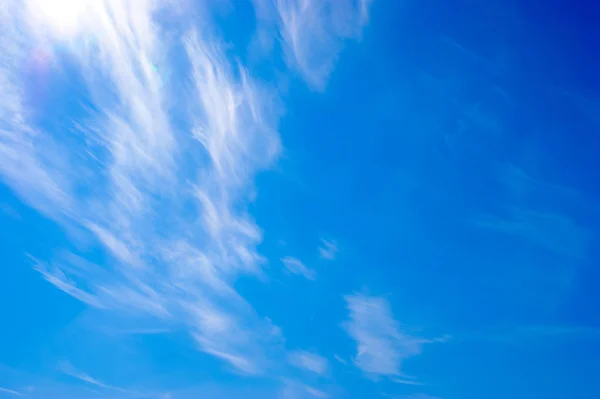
(1, 1), (599, 398)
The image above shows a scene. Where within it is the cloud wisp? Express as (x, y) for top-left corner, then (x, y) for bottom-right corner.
(281, 256), (317, 280)
(471, 209), (589, 259)
(59, 362), (128, 394)
(381, 394), (440, 399)
(318, 239), (339, 260)
(0, 387), (22, 397)
(289, 351), (329, 376)
(1, 0), (373, 382)
(253, 0), (372, 89)
(280, 380), (330, 399)
(343, 294), (440, 380)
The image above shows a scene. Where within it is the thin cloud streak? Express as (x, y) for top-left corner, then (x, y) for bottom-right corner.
(280, 380), (330, 399)
(333, 355), (348, 365)
(390, 377), (423, 386)
(59, 362), (128, 393)
(289, 351), (329, 376)
(471, 209), (589, 259)
(318, 239), (338, 260)
(0, 387), (22, 396)
(281, 256), (316, 280)
(381, 394), (440, 399)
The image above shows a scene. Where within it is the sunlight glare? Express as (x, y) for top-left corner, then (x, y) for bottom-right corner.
(28, 0), (88, 38)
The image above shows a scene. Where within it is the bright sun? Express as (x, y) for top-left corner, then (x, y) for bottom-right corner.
(28, 0), (87, 38)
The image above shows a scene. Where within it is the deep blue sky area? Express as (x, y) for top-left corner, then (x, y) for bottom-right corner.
(1, 1), (599, 399)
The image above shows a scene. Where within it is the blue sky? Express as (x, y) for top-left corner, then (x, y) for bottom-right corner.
(1, 0), (599, 398)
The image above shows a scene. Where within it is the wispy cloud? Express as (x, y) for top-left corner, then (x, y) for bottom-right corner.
(0, 1), (75, 223)
(303, 385), (330, 398)
(343, 294), (442, 380)
(390, 377), (423, 386)
(381, 394), (440, 399)
(468, 164), (590, 299)
(281, 256), (316, 280)
(32, 256), (106, 309)
(471, 209), (589, 259)
(0, 0), (372, 386)
(2, 0), (284, 374)
(333, 354), (348, 365)
(318, 239), (338, 260)
(280, 380), (330, 399)
(0, 387), (22, 396)
(59, 362), (128, 393)
(289, 351), (328, 376)
(253, 0), (373, 89)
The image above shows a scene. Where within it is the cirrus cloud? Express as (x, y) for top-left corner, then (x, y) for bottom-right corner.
(0, 0), (373, 382)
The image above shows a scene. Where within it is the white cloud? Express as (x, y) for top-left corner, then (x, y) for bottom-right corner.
(343, 294), (435, 379)
(289, 351), (328, 376)
(281, 256), (316, 280)
(318, 239), (338, 260)
(253, 0), (373, 89)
